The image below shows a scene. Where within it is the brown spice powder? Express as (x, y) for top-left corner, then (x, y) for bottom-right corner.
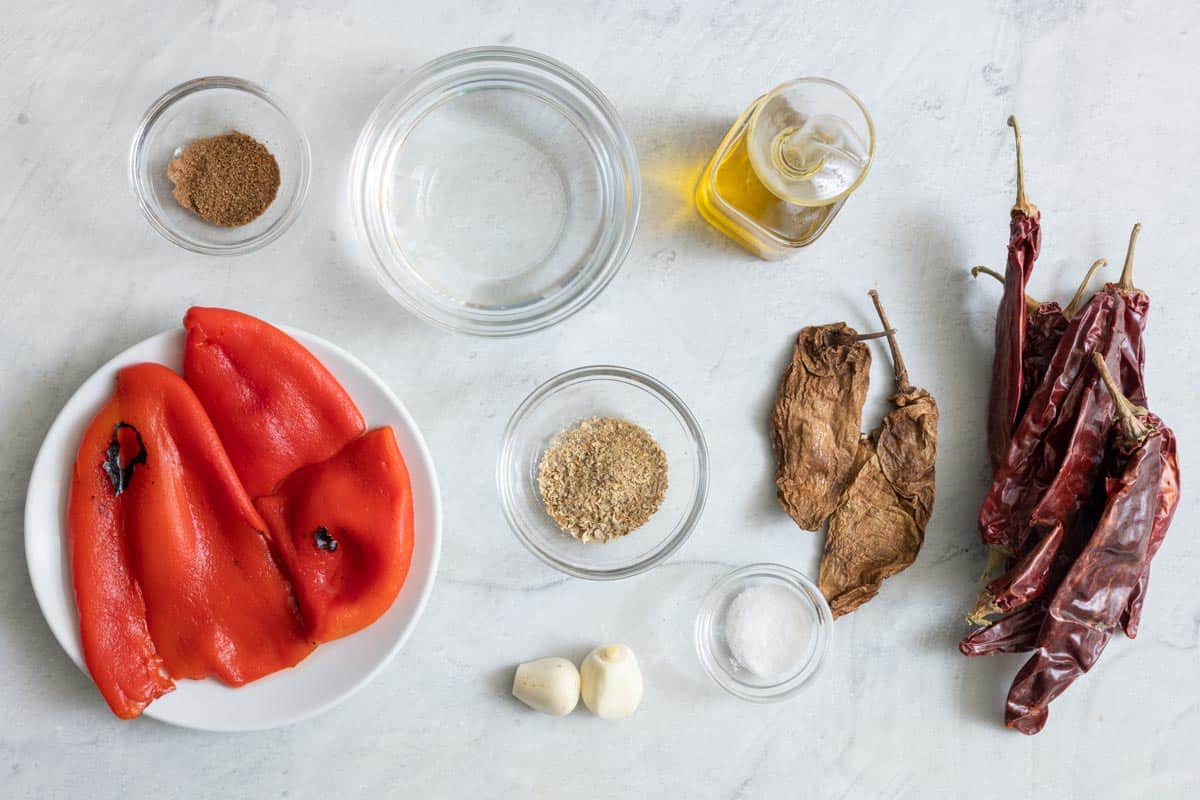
(167, 130), (280, 227)
(537, 416), (669, 543)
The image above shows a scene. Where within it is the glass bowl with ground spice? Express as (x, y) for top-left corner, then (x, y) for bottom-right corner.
(498, 365), (708, 580)
(130, 76), (309, 255)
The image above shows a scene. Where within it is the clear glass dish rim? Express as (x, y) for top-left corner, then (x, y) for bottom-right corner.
(128, 75), (311, 256)
(497, 364), (709, 580)
(694, 562), (834, 702)
(349, 46), (641, 337)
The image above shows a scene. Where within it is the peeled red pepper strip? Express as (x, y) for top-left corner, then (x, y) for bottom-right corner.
(1004, 355), (1179, 735)
(69, 364), (315, 717)
(985, 116), (1041, 472)
(68, 397), (174, 719)
(183, 307), (366, 497)
(254, 427), (415, 644)
(109, 363), (314, 684)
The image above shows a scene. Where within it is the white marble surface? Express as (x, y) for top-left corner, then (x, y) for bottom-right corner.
(3, 1), (1198, 797)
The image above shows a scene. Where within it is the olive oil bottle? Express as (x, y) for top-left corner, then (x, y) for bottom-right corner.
(696, 78), (874, 259)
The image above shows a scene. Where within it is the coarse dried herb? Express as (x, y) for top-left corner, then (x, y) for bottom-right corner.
(818, 291), (939, 616)
(537, 416), (668, 542)
(985, 116), (1042, 472)
(771, 323), (880, 531)
(1004, 354), (1179, 735)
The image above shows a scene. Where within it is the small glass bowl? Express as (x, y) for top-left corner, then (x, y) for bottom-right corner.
(350, 47), (641, 336)
(498, 366), (708, 579)
(695, 563), (833, 702)
(129, 76), (310, 255)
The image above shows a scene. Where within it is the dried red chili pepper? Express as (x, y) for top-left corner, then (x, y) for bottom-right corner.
(959, 600), (1045, 656)
(984, 116), (1041, 472)
(1004, 354), (1179, 734)
(972, 258), (1106, 415)
(971, 227), (1148, 620)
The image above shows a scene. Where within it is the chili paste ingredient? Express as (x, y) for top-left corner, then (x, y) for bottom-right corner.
(1004, 354), (1179, 735)
(985, 116), (1042, 472)
(69, 363), (315, 718)
(167, 131), (280, 227)
(819, 291), (938, 617)
(537, 417), (668, 542)
(771, 323), (874, 531)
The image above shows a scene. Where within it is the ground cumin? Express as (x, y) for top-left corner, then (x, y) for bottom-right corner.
(167, 130), (280, 227)
(537, 417), (669, 543)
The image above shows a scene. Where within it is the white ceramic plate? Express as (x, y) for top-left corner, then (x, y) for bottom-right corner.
(24, 326), (442, 731)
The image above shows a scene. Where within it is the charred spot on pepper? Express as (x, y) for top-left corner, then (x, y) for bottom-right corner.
(102, 422), (147, 497)
(313, 526), (338, 552)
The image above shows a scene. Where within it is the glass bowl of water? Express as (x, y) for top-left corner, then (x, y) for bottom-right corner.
(350, 47), (641, 336)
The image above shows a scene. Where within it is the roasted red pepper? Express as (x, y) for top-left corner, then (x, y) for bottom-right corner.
(1004, 354), (1179, 734)
(69, 364), (314, 717)
(985, 116), (1041, 472)
(254, 427), (415, 643)
(68, 397), (173, 719)
(183, 307), (366, 497)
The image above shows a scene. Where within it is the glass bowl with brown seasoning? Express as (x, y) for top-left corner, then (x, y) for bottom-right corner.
(498, 365), (709, 580)
(130, 76), (310, 255)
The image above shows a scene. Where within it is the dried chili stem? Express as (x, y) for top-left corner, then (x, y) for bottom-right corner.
(1063, 258), (1108, 320)
(967, 587), (1002, 626)
(868, 290), (911, 393)
(1008, 116), (1038, 217)
(850, 328), (897, 342)
(1092, 352), (1150, 443)
(1117, 222), (1142, 292)
(971, 265), (1041, 312)
(970, 265), (1005, 283)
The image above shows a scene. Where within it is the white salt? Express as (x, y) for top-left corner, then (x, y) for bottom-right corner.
(724, 585), (812, 680)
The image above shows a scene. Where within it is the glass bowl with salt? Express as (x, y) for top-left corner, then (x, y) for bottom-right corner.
(695, 563), (833, 701)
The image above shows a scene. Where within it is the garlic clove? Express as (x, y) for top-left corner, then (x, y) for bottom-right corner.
(579, 644), (643, 720)
(512, 656), (580, 716)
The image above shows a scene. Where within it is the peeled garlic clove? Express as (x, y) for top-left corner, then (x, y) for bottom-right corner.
(512, 656), (580, 716)
(579, 644), (643, 720)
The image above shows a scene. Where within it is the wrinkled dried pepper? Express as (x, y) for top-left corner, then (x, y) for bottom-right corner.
(985, 116), (1041, 472)
(972, 257), (1106, 415)
(771, 323), (878, 531)
(1004, 354), (1179, 734)
(819, 291), (938, 616)
(971, 227), (1148, 622)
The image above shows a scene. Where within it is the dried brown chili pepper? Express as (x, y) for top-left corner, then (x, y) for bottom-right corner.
(1004, 354), (1179, 735)
(984, 116), (1042, 472)
(971, 227), (1149, 622)
(819, 291), (938, 616)
(771, 323), (884, 531)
